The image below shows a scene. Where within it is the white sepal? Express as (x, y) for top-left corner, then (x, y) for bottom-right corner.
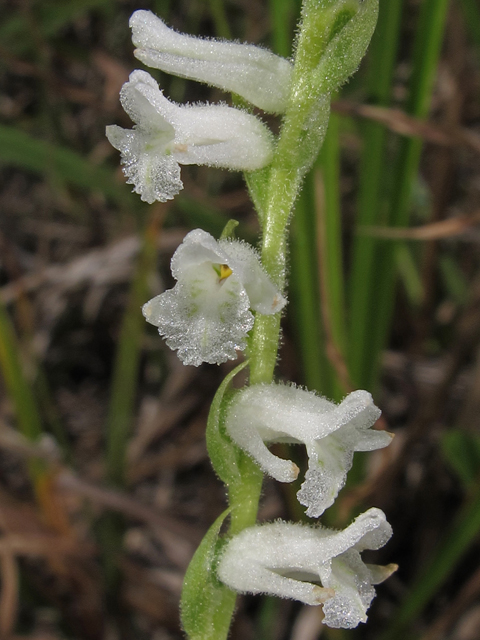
(129, 10), (292, 114)
(217, 508), (396, 629)
(107, 70), (274, 203)
(143, 229), (286, 366)
(225, 384), (392, 517)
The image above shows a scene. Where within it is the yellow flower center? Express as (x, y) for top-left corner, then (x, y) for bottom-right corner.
(219, 264), (233, 280)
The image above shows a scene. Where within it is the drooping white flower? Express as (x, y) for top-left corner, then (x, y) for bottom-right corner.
(225, 384), (393, 517)
(106, 70), (274, 204)
(129, 10), (293, 114)
(142, 229), (286, 366)
(217, 507), (396, 629)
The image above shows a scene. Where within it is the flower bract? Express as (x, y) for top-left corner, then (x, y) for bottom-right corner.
(225, 384), (393, 517)
(142, 229), (286, 366)
(217, 507), (396, 629)
(106, 70), (274, 203)
(129, 10), (293, 114)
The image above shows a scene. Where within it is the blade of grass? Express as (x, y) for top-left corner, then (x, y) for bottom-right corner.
(289, 115), (348, 401)
(316, 112), (349, 400)
(459, 0), (480, 50)
(2, 256), (73, 462)
(0, 301), (43, 447)
(348, 0), (449, 391)
(0, 124), (139, 210)
(438, 255), (469, 305)
(105, 209), (163, 488)
(208, 0), (231, 39)
(347, 0), (404, 389)
(101, 209), (163, 593)
(33, 369), (72, 463)
(153, 0), (172, 20)
(289, 172), (331, 395)
(254, 597), (282, 640)
(0, 298), (72, 533)
(363, 0), (450, 391)
(383, 483), (480, 638)
(395, 243), (424, 308)
(268, 0), (299, 57)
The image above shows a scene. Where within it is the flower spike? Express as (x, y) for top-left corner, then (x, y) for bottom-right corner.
(142, 229), (286, 366)
(106, 70), (274, 203)
(217, 508), (396, 629)
(129, 10), (293, 114)
(225, 384), (393, 517)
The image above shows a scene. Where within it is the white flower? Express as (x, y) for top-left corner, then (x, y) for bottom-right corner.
(225, 384), (393, 517)
(129, 10), (293, 114)
(142, 229), (286, 366)
(106, 70), (274, 204)
(217, 507), (396, 629)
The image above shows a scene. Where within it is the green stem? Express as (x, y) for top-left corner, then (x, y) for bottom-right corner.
(181, 2), (380, 637)
(248, 0), (336, 381)
(228, 456), (264, 534)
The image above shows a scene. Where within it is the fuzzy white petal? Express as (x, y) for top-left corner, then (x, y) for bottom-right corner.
(106, 124), (182, 203)
(168, 102), (274, 170)
(119, 69), (176, 132)
(225, 385), (391, 517)
(130, 10), (292, 114)
(217, 508), (394, 629)
(107, 70), (274, 203)
(143, 271), (253, 366)
(220, 240), (286, 313)
(143, 230), (285, 365)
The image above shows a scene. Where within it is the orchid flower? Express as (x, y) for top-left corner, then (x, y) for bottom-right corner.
(129, 10), (293, 114)
(142, 229), (286, 366)
(217, 507), (396, 629)
(225, 384), (393, 517)
(106, 70), (274, 203)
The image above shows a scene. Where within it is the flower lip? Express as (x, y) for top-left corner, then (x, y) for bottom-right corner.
(142, 229), (286, 366)
(129, 9), (293, 114)
(106, 70), (274, 203)
(217, 508), (395, 629)
(225, 384), (392, 517)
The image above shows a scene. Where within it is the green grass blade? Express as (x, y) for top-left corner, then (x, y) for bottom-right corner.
(289, 172), (331, 395)
(438, 255), (469, 305)
(34, 368), (73, 463)
(289, 116), (347, 399)
(347, 0), (404, 388)
(105, 212), (161, 488)
(0, 300), (44, 480)
(395, 243), (423, 308)
(0, 299), (74, 536)
(0, 124), (138, 209)
(384, 485), (480, 638)
(152, 0), (172, 19)
(208, 0), (231, 39)
(268, 0), (299, 57)
(364, 0), (450, 391)
(317, 112), (348, 400)
(441, 430), (480, 488)
(459, 0), (480, 49)
(349, 0), (449, 391)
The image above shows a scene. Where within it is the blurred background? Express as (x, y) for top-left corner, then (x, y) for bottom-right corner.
(1, 0), (480, 638)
